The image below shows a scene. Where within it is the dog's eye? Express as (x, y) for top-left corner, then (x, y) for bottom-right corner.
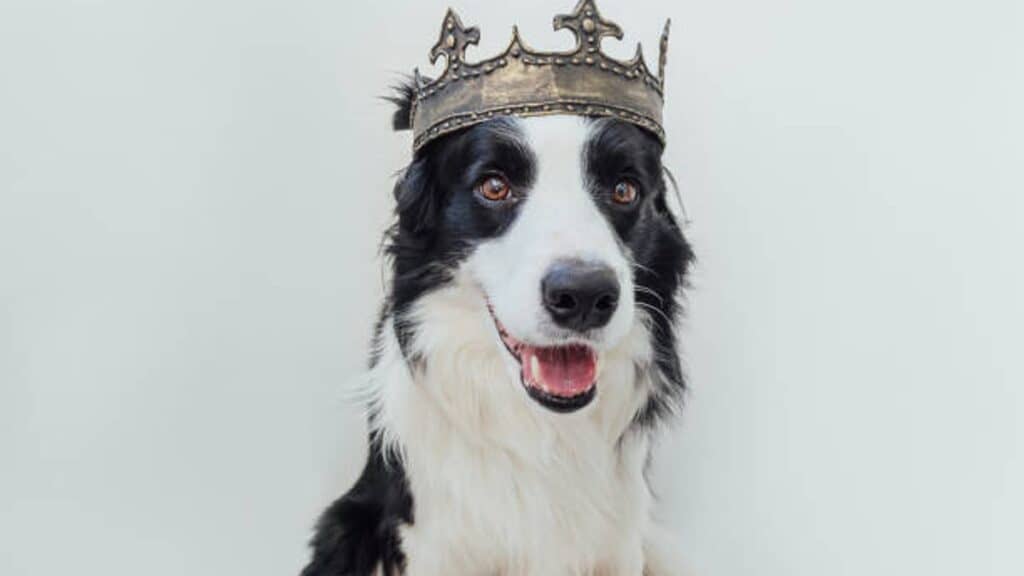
(612, 180), (639, 205)
(476, 175), (512, 202)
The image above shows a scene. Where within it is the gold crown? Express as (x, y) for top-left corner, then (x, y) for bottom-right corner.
(408, 0), (671, 151)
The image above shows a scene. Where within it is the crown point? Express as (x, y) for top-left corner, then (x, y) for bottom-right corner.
(555, 0), (623, 53)
(631, 43), (645, 67)
(508, 25), (525, 55)
(659, 19), (671, 83)
(430, 8), (480, 69)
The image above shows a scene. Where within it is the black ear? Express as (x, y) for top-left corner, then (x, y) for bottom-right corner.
(383, 79), (437, 235)
(384, 77), (426, 132)
(388, 157), (440, 243)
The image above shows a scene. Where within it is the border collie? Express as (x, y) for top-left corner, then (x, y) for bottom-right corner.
(301, 83), (694, 575)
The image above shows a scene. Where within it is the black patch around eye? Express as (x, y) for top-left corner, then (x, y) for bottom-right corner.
(434, 119), (536, 236)
(583, 119), (665, 234)
(439, 118), (537, 194)
(584, 119), (664, 188)
(384, 118), (536, 355)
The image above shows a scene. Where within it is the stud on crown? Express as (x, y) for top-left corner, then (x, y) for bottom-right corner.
(407, 0), (671, 151)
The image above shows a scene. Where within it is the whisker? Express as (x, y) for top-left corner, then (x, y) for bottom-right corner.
(633, 284), (664, 304)
(630, 261), (661, 279)
(662, 165), (691, 225)
(635, 301), (674, 327)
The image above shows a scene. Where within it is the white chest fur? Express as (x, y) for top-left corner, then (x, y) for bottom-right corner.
(398, 406), (652, 575)
(365, 282), (677, 575)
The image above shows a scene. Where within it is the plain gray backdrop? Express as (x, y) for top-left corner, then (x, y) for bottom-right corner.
(1, 1), (1022, 575)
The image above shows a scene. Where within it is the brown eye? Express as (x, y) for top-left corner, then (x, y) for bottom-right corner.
(476, 175), (512, 202)
(612, 180), (639, 205)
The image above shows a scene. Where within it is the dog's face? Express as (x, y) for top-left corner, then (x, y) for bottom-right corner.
(388, 111), (691, 421)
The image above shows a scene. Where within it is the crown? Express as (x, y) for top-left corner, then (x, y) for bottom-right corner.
(408, 0), (671, 151)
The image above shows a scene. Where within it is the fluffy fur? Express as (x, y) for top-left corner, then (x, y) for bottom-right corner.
(302, 87), (693, 575)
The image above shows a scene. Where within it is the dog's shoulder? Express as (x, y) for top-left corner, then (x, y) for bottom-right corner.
(301, 438), (412, 576)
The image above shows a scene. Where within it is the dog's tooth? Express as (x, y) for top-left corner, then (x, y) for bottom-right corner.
(530, 355), (541, 380)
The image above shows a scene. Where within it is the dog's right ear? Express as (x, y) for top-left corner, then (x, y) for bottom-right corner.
(385, 77), (426, 132)
(391, 159), (438, 236)
(385, 78), (442, 237)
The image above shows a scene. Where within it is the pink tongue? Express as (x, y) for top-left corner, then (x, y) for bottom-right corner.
(521, 345), (597, 397)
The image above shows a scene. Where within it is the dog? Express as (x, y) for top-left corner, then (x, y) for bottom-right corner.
(300, 80), (694, 575)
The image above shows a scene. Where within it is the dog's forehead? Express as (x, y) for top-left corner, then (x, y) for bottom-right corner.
(517, 115), (590, 152)
(508, 115), (657, 177)
(514, 116), (591, 177)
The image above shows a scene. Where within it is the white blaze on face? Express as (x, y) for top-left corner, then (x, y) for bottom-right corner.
(467, 115), (636, 351)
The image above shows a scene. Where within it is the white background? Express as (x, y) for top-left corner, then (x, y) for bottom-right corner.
(1, 1), (1022, 575)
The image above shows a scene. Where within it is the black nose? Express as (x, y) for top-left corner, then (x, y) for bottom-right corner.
(541, 260), (620, 332)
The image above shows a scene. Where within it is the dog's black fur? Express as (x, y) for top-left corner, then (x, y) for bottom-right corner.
(301, 84), (693, 576)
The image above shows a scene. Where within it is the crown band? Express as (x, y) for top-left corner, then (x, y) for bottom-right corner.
(408, 1), (670, 151)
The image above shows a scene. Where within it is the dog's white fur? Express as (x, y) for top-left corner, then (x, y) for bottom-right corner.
(366, 118), (682, 575)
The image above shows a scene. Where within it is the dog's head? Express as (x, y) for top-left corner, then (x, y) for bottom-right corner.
(384, 85), (693, 425)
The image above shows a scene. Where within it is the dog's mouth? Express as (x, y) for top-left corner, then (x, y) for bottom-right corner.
(489, 308), (598, 413)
